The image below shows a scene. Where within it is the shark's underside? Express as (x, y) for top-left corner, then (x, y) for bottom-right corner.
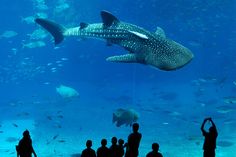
(35, 11), (194, 71)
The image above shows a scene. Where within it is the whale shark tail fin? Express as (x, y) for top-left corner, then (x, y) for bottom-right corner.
(35, 18), (66, 45)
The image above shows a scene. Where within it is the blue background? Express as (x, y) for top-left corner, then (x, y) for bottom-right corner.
(0, 0), (235, 156)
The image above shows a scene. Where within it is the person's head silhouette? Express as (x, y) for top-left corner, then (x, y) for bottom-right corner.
(132, 123), (139, 133)
(111, 137), (117, 145)
(101, 139), (107, 146)
(86, 140), (92, 148)
(209, 126), (217, 134)
(152, 143), (159, 152)
(23, 130), (30, 138)
(118, 139), (124, 146)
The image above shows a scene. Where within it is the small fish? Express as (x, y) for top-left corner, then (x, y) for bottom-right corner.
(17, 112), (30, 117)
(56, 61), (62, 64)
(57, 110), (62, 114)
(28, 29), (47, 40)
(58, 139), (66, 143)
(36, 12), (48, 19)
(55, 124), (62, 128)
(11, 48), (18, 55)
(217, 141), (234, 147)
(216, 106), (235, 114)
(47, 116), (52, 120)
(46, 140), (50, 145)
(12, 123), (18, 127)
(22, 41), (46, 49)
(21, 16), (35, 24)
(57, 115), (64, 119)
(223, 119), (234, 125)
(54, 46), (60, 49)
(55, 3), (70, 13)
(0, 30), (18, 38)
(61, 58), (68, 61)
(224, 97), (236, 104)
(36, 4), (48, 11)
(233, 81), (236, 86)
(6, 137), (18, 142)
(53, 134), (59, 140)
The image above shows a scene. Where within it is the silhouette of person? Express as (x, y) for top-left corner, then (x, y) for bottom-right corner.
(201, 117), (218, 157)
(146, 143), (163, 157)
(97, 139), (110, 157)
(109, 137), (119, 157)
(124, 123), (142, 157)
(81, 140), (96, 157)
(16, 130), (37, 157)
(117, 139), (125, 157)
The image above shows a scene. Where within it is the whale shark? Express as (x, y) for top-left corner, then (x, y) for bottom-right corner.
(35, 10), (193, 71)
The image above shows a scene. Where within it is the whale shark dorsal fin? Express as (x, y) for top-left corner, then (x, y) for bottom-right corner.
(80, 22), (89, 29)
(101, 10), (119, 28)
(155, 26), (166, 38)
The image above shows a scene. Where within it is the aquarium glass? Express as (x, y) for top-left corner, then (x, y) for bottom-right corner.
(0, 0), (235, 156)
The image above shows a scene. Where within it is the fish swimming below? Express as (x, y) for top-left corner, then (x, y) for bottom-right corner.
(56, 85), (79, 99)
(35, 10), (194, 71)
(112, 108), (139, 127)
(223, 96), (236, 104)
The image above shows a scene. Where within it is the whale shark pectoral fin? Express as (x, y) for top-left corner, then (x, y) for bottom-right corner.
(106, 54), (138, 63)
(155, 27), (166, 38)
(101, 10), (120, 28)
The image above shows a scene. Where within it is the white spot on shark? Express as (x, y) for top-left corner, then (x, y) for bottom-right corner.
(129, 31), (148, 39)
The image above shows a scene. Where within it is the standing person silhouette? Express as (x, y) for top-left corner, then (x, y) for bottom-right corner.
(125, 123), (142, 157)
(117, 139), (125, 157)
(109, 137), (119, 157)
(16, 130), (37, 157)
(81, 140), (96, 157)
(146, 143), (163, 157)
(201, 117), (218, 157)
(97, 139), (110, 157)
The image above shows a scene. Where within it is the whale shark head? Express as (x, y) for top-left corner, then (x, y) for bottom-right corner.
(144, 39), (194, 71)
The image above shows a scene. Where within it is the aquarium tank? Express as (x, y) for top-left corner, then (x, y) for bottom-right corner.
(0, 0), (235, 157)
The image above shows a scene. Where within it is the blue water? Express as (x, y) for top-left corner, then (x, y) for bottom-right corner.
(0, 0), (235, 156)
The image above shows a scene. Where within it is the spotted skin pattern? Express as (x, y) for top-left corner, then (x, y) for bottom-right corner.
(35, 11), (193, 71)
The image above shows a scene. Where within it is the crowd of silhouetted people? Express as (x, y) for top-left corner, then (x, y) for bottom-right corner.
(16, 118), (218, 157)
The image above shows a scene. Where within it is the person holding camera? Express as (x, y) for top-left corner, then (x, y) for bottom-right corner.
(201, 117), (218, 157)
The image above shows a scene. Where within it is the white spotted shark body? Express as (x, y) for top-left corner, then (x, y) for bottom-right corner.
(35, 11), (193, 71)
